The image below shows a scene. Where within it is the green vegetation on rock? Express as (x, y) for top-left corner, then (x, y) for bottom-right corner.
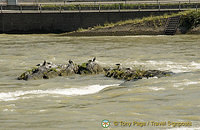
(105, 67), (173, 81)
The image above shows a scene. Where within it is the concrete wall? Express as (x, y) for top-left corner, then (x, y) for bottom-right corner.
(0, 10), (181, 33)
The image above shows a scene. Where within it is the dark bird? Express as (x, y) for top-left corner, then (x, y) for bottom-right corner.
(69, 60), (73, 64)
(42, 60), (46, 66)
(92, 57), (96, 62)
(116, 64), (121, 70)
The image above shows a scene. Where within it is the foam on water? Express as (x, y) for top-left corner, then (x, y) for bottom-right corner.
(173, 81), (200, 88)
(92, 60), (200, 73)
(0, 84), (119, 101)
(148, 87), (166, 91)
(125, 60), (200, 73)
(190, 61), (200, 69)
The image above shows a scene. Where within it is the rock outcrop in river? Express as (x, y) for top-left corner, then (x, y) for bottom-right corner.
(17, 58), (103, 80)
(17, 60), (79, 80)
(105, 64), (173, 81)
(17, 58), (173, 81)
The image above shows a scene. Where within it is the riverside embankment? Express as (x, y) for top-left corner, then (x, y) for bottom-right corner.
(0, 1), (199, 34)
(0, 10), (181, 33)
(65, 10), (200, 36)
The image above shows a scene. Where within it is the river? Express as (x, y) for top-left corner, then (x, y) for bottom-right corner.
(0, 34), (199, 129)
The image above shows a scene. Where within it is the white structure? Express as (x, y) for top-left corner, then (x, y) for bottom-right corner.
(7, 0), (18, 5)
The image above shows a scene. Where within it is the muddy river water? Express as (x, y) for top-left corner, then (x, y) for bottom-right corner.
(0, 34), (200, 129)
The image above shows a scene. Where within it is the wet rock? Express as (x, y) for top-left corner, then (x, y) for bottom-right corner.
(18, 66), (48, 80)
(105, 66), (173, 81)
(78, 57), (103, 74)
(143, 70), (173, 78)
(17, 60), (78, 80)
(59, 60), (79, 76)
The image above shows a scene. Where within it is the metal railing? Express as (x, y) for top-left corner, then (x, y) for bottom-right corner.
(0, 0), (200, 5)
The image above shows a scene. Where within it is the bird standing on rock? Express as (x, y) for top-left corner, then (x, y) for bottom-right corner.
(36, 60), (47, 66)
(42, 60), (46, 66)
(93, 57), (96, 62)
(116, 64), (121, 70)
(88, 60), (92, 63)
(69, 60), (73, 64)
(47, 62), (52, 65)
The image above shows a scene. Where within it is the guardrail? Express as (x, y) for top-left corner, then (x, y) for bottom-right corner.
(0, 1), (199, 13)
(15, 0), (200, 5)
(0, 0), (200, 5)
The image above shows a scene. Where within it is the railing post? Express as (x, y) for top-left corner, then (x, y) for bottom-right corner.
(79, 4), (81, 12)
(179, 1), (181, 11)
(99, 4), (100, 12)
(20, 5), (22, 13)
(138, 4), (140, 11)
(59, 4), (61, 13)
(119, 4), (120, 12)
(40, 4), (41, 13)
(1, 5), (2, 13)
(158, 2), (160, 11)
(37, 4), (39, 12)
(196, 4), (198, 11)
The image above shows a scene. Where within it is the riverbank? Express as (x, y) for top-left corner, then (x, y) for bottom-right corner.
(0, 10), (179, 34)
(65, 10), (200, 36)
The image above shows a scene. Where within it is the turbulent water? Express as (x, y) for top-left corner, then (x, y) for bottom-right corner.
(0, 34), (200, 129)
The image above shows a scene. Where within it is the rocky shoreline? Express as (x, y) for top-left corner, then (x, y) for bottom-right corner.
(18, 58), (173, 81)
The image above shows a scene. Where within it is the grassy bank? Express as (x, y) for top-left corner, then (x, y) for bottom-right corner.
(65, 10), (200, 36)
(179, 10), (200, 33)
(41, 3), (200, 10)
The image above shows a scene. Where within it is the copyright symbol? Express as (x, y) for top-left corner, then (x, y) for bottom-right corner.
(114, 121), (119, 126)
